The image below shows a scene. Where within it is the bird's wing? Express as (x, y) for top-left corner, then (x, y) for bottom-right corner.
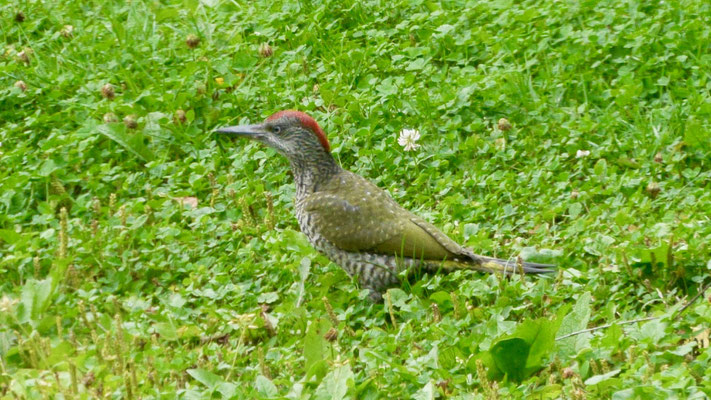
(303, 171), (466, 260)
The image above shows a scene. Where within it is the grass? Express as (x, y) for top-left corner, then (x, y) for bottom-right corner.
(1, 0), (710, 398)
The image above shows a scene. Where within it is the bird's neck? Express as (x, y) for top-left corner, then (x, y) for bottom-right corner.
(290, 152), (340, 200)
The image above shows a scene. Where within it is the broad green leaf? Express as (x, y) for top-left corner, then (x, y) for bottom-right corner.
(257, 291), (279, 304)
(593, 159), (607, 178)
(490, 338), (530, 382)
(314, 364), (354, 400)
(429, 291), (453, 307)
(684, 117), (708, 148)
(297, 257), (311, 306)
(306, 360), (330, 383)
(130, 214), (149, 230)
(304, 319), (330, 374)
(514, 318), (561, 370)
(463, 223), (479, 237)
(49, 260), (70, 297)
(154, 322), (178, 341)
(600, 323), (624, 350)
(18, 278), (54, 327)
(484, 316), (561, 382)
(557, 292), (592, 356)
(0, 331), (17, 357)
(386, 288), (408, 308)
(44, 340), (74, 366)
(634, 242), (670, 269)
(299, 257), (311, 282)
(531, 383), (563, 399)
(584, 369), (621, 385)
(167, 293), (186, 308)
(38, 160), (60, 177)
(217, 382), (237, 398)
(666, 341), (696, 357)
(612, 386), (675, 399)
(319, 84), (335, 104)
(96, 124), (155, 162)
(413, 381), (435, 400)
(187, 368), (221, 389)
(255, 375), (278, 397)
(568, 203), (583, 218)
(0, 229), (21, 244)
(637, 319), (667, 344)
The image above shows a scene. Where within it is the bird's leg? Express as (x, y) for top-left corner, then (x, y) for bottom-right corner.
(366, 288), (384, 303)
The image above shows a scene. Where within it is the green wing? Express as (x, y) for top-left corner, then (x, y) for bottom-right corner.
(303, 171), (466, 261)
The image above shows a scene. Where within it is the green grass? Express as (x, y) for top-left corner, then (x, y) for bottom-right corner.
(2, 0), (711, 398)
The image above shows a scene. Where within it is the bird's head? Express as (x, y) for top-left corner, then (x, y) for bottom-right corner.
(216, 110), (330, 161)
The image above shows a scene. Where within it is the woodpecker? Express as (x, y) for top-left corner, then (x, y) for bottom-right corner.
(217, 110), (554, 301)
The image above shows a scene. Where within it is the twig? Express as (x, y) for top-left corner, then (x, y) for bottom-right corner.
(556, 317), (658, 341)
(199, 333), (230, 345)
(556, 279), (710, 341)
(673, 280), (711, 320)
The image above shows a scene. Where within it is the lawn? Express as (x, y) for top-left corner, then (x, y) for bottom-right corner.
(1, 0), (710, 398)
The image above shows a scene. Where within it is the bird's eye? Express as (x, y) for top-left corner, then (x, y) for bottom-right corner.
(272, 126), (281, 134)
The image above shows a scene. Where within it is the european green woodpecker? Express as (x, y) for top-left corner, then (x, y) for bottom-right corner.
(217, 110), (554, 301)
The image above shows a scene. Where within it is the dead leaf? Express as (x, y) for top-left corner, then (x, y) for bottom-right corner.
(176, 197), (198, 209)
(693, 326), (710, 348)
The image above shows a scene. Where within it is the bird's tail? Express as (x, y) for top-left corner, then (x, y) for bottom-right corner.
(438, 255), (555, 275)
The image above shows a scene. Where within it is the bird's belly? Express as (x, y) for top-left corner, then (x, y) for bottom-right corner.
(296, 210), (417, 293)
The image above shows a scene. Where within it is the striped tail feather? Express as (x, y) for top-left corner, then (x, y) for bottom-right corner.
(439, 255), (556, 275)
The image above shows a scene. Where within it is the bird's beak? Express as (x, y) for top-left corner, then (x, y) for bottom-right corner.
(215, 124), (268, 140)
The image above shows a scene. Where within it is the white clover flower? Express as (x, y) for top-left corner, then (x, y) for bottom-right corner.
(576, 149), (590, 158)
(398, 128), (421, 151)
(0, 295), (17, 313)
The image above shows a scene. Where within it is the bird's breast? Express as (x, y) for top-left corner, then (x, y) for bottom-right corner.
(294, 205), (325, 247)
